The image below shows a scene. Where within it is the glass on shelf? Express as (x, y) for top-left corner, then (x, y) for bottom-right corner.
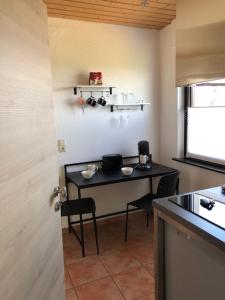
(136, 100), (144, 104)
(128, 93), (135, 104)
(112, 94), (118, 105)
(121, 93), (128, 104)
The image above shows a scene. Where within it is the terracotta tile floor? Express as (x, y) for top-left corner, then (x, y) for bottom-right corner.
(63, 211), (155, 300)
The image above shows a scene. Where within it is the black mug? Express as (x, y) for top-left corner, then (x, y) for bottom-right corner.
(87, 96), (97, 107)
(98, 96), (107, 106)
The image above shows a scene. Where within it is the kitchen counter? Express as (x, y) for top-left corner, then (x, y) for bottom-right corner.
(153, 186), (225, 300)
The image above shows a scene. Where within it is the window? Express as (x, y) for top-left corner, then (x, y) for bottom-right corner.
(184, 79), (225, 165)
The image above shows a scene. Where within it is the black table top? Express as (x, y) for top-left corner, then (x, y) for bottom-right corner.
(66, 162), (177, 189)
(153, 187), (225, 252)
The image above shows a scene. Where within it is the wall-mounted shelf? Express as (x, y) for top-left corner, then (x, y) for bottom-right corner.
(109, 103), (150, 112)
(74, 85), (116, 95)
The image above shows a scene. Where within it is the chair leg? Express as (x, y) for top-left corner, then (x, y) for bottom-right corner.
(176, 178), (180, 195)
(125, 204), (129, 242)
(80, 214), (85, 257)
(92, 212), (99, 255)
(68, 216), (71, 233)
(146, 209), (150, 228)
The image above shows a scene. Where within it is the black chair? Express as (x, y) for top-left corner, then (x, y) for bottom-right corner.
(61, 198), (99, 257)
(125, 172), (179, 241)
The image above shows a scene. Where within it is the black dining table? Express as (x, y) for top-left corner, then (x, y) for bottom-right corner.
(64, 157), (178, 225)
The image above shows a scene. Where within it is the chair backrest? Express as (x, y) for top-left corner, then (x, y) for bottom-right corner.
(156, 172), (179, 198)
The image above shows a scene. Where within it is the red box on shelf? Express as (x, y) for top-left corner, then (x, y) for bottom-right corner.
(89, 72), (102, 85)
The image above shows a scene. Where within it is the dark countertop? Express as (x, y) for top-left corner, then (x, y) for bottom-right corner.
(153, 187), (225, 252)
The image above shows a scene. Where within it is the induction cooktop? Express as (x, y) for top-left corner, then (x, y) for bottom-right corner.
(169, 193), (225, 230)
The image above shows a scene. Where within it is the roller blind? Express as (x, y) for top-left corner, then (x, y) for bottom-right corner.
(176, 0), (225, 87)
(186, 79), (225, 164)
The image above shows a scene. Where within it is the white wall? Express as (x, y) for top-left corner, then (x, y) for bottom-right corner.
(176, 0), (225, 29)
(159, 21), (225, 193)
(48, 18), (160, 226)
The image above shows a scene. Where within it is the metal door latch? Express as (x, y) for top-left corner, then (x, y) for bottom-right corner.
(53, 186), (67, 198)
(53, 186), (67, 212)
(55, 200), (62, 212)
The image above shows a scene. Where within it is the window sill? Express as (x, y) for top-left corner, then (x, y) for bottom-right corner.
(172, 157), (225, 175)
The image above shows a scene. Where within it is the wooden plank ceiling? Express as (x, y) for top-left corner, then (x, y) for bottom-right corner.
(44, 0), (176, 30)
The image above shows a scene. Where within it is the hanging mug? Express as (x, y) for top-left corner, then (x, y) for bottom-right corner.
(97, 96), (107, 106)
(87, 96), (97, 107)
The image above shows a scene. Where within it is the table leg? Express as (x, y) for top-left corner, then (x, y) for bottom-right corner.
(80, 213), (85, 257)
(150, 177), (153, 193)
(65, 177), (71, 233)
(78, 188), (81, 199)
(176, 178), (180, 195)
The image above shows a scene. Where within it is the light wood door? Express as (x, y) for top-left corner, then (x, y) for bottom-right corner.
(0, 1), (65, 299)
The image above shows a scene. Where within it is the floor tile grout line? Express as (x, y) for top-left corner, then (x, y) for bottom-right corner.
(67, 260), (154, 298)
(97, 254), (126, 300)
(73, 274), (110, 289)
(67, 255), (111, 288)
(109, 272), (127, 300)
(65, 287), (79, 300)
(98, 263), (126, 300)
(100, 259), (142, 277)
(73, 287), (79, 300)
(63, 212), (155, 300)
(132, 291), (155, 300)
(65, 252), (101, 266)
(110, 266), (155, 300)
(109, 265), (155, 300)
(64, 266), (74, 291)
(64, 242), (153, 265)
